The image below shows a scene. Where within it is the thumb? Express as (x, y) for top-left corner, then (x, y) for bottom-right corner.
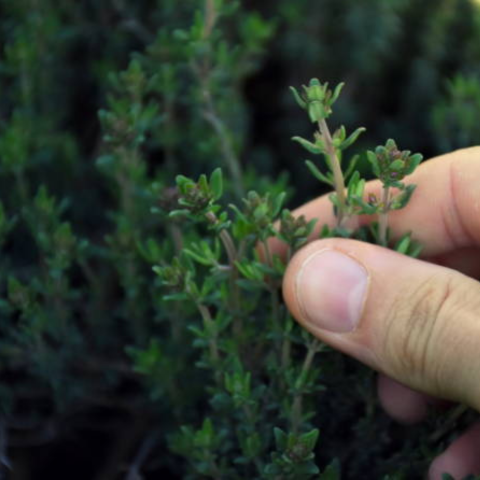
(283, 238), (480, 410)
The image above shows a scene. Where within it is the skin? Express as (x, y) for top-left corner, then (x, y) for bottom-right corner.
(270, 146), (480, 479)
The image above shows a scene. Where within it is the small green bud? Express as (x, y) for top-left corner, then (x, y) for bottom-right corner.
(290, 78), (344, 122)
(305, 79), (325, 102)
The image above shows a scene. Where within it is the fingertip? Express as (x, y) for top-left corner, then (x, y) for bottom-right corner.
(429, 422), (480, 480)
(281, 238), (383, 370)
(377, 375), (429, 425)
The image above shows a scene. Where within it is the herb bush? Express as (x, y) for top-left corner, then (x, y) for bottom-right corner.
(1, 0), (480, 478)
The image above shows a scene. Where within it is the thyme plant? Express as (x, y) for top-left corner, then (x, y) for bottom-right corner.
(152, 78), (425, 478)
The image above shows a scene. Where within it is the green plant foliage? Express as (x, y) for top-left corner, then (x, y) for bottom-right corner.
(432, 74), (480, 151)
(0, 0), (479, 478)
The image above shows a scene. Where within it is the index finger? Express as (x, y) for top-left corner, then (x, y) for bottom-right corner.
(271, 146), (480, 258)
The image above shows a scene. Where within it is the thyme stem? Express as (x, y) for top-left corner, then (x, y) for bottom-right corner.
(192, 0), (245, 199)
(281, 315), (292, 370)
(379, 185), (390, 247)
(262, 239), (281, 335)
(291, 339), (320, 433)
(429, 404), (469, 443)
(205, 212), (242, 336)
(318, 119), (347, 227)
(202, 91), (244, 200)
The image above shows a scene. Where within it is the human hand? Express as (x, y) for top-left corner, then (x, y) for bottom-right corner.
(275, 146), (480, 479)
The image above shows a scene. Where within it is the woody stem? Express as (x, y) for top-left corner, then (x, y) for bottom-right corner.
(379, 185), (390, 247)
(318, 119), (347, 227)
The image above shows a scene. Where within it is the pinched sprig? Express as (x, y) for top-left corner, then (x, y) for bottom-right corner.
(291, 79), (423, 254)
(365, 139), (423, 246)
(290, 78), (366, 227)
(342, 139), (422, 219)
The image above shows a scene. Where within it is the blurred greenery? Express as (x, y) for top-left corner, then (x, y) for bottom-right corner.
(0, 0), (479, 478)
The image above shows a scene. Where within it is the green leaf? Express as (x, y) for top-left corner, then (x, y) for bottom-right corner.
(386, 138), (397, 150)
(292, 136), (323, 154)
(188, 325), (207, 339)
(198, 173), (209, 192)
(405, 153), (423, 175)
(152, 266), (163, 277)
(209, 168), (223, 200)
(320, 458), (341, 480)
(236, 278), (264, 292)
(235, 260), (264, 282)
(394, 233), (411, 254)
(390, 184), (416, 210)
(331, 82), (345, 104)
(175, 174), (191, 190)
(299, 428), (320, 452)
(344, 155), (359, 180)
(408, 240), (423, 259)
(332, 126), (346, 147)
(183, 248), (211, 266)
(273, 427), (288, 451)
(243, 432), (261, 458)
(306, 160), (333, 186)
(194, 418), (215, 449)
(350, 197), (377, 215)
(168, 209), (190, 218)
(229, 203), (249, 224)
(290, 86), (307, 109)
(347, 171), (364, 198)
(389, 159), (404, 171)
(367, 151), (381, 178)
(163, 292), (189, 302)
(339, 127), (366, 150)
(354, 178), (365, 198)
(272, 192), (287, 217)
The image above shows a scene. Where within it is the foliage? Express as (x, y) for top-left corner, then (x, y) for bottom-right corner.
(432, 73), (480, 151)
(253, 0), (480, 199)
(1, 0), (480, 479)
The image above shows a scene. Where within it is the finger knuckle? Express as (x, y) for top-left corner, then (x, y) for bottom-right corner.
(382, 274), (454, 391)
